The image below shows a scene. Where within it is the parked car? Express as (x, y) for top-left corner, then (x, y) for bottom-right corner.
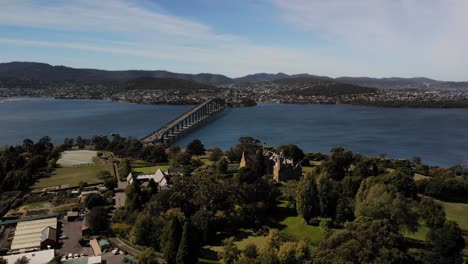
(111, 249), (119, 255)
(60, 235), (68, 239)
(74, 253), (79, 258)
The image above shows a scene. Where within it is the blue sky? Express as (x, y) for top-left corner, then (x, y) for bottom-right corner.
(0, 0), (467, 80)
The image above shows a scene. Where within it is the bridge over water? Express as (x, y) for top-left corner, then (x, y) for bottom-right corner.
(141, 98), (226, 146)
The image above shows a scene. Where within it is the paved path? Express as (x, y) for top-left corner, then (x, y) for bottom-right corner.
(108, 237), (166, 263)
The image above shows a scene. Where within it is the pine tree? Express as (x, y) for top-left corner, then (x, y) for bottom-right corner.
(163, 217), (182, 264)
(176, 222), (199, 264)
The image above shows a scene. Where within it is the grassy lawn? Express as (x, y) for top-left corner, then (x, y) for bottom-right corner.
(133, 164), (170, 174)
(414, 173), (430, 181)
(279, 216), (325, 246)
(403, 225), (430, 241)
(24, 202), (50, 210)
(200, 157), (214, 166)
(130, 159), (156, 168)
(435, 199), (468, 231)
(33, 157), (112, 189)
(302, 166), (315, 174)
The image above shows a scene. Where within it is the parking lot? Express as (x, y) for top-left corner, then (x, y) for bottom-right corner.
(57, 220), (92, 257)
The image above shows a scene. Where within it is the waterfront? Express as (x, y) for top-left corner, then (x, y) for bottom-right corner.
(1, 98), (468, 166)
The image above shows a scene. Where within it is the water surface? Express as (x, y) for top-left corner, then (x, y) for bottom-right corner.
(1, 98), (467, 166)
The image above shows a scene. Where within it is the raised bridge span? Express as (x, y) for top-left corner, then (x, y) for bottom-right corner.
(141, 98), (226, 146)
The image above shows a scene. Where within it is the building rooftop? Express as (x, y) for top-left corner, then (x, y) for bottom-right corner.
(11, 217), (57, 251)
(2, 249), (55, 264)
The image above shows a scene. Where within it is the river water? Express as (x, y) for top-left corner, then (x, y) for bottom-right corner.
(1, 97), (467, 166)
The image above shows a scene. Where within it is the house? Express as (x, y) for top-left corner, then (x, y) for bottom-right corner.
(239, 152), (255, 169)
(40, 227), (57, 249)
(127, 169), (170, 190)
(66, 211), (79, 222)
(271, 153), (302, 182)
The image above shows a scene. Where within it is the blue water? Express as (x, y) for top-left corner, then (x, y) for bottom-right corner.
(1, 98), (468, 166)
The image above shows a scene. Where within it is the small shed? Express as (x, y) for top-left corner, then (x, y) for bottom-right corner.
(67, 211), (79, 222)
(99, 239), (111, 252)
(90, 238), (102, 256)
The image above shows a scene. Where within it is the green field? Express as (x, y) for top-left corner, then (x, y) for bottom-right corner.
(279, 216), (325, 246)
(436, 199), (468, 231)
(133, 164), (170, 174)
(33, 157), (112, 189)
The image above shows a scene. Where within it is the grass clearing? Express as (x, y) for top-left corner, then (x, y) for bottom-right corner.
(404, 225), (430, 241)
(133, 164), (170, 174)
(414, 173), (430, 181)
(435, 199), (468, 231)
(279, 216), (325, 246)
(34, 156), (112, 189)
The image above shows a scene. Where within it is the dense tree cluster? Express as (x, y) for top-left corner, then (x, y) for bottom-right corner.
(0, 137), (59, 191)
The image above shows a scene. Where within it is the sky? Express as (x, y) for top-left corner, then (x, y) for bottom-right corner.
(0, 0), (467, 81)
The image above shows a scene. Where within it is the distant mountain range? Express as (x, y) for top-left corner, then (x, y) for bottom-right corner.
(0, 61), (467, 89)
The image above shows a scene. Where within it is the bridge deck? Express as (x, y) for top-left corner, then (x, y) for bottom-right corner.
(141, 98), (224, 144)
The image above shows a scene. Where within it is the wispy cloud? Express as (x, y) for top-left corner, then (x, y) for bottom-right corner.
(0, 0), (466, 80)
(271, 0), (468, 80)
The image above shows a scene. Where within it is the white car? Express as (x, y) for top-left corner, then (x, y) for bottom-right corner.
(111, 249), (119, 255)
(68, 253), (73, 259)
(74, 253), (79, 258)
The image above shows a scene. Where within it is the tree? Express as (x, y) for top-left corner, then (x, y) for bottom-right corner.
(296, 172), (319, 222)
(253, 150), (265, 177)
(314, 217), (412, 264)
(14, 256), (30, 264)
(176, 222), (199, 264)
(187, 139), (205, 156)
(209, 147), (224, 161)
(243, 243), (258, 259)
(419, 197), (446, 228)
(317, 173), (337, 217)
(216, 157), (229, 174)
(219, 237), (241, 264)
(355, 177), (419, 233)
(425, 221), (465, 264)
(191, 209), (216, 243)
(84, 193), (107, 210)
(140, 144), (168, 163)
(96, 170), (112, 179)
(87, 206), (109, 233)
(162, 217), (182, 264)
(137, 248), (159, 264)
(323, 147), (354, 180)
(125, 183), (142, 212)
(132, 214), (165, 249)
(276, 144), (305, 162)
(104, 177), (117, 190)
(147, 178), (158, 195)
(118, 159), (132, 180)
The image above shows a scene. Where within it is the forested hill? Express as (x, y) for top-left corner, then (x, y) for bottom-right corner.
(1, 61), (468, 89)
(0, 62), (232, 85)
(251, 76), (378, 97)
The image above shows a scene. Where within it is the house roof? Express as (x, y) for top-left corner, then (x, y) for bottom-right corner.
(40, 226), (57, 242)
(11, 217), (57, 250)
(90, 239), (102, 256)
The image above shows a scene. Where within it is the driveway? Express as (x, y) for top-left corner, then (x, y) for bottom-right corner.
(57, 220), (92, 256)
(114, 181), (127, 209)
